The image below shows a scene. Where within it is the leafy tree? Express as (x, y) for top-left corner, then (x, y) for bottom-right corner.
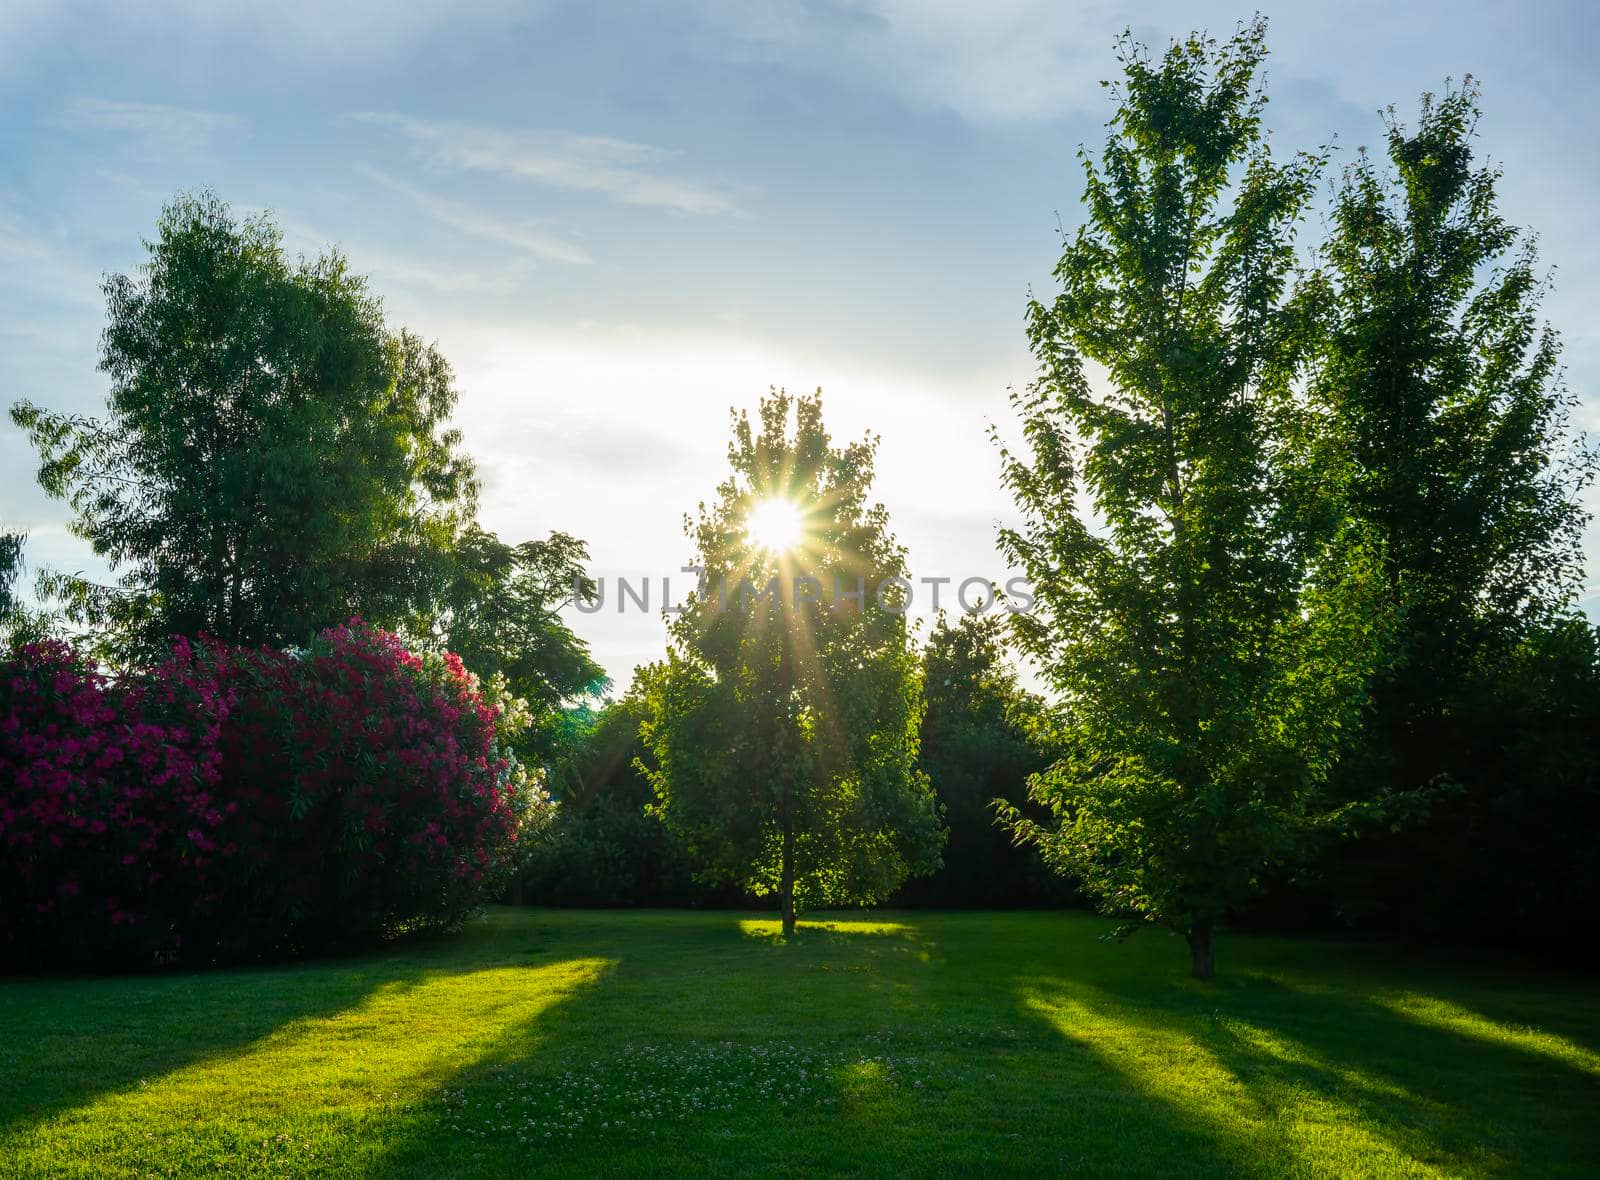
(997, 20), (1402, 979)
(642, 389), (943, 934)
(1284, 83), (1600, 942)
(10, 192), (476, 662)
(1295, 81), (1592, 649)
(893, 613), (1071, 907)
(0, 522), (54, 647)
(425, 524), (607, 760)
(521, 687), (714, 907)
(0, 522), (21, 623)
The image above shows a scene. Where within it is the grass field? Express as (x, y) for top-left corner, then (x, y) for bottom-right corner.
(2, 908), (1597, 1177)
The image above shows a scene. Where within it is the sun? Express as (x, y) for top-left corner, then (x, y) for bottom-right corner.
(746, 498), (805, 553)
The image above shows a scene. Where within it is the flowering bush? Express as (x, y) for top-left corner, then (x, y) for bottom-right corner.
(0, 622), (548, 968)
(0, 638), (234, 965)
(211, 622), (549, 955)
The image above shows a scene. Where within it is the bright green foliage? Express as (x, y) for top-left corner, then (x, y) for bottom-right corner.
(2, 907), (1597, 1177)
(426, 525), (607, 761)
(642, 389), (942, 933)
(1285, 82), (1600, 938)
(997, 20), (1403, 978)
(1293, 81), (1593, 641)
(10, 192), (477, 662)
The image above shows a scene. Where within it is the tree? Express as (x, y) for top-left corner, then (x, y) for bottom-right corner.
(0, 521), (54, 648)
(425, 524), (607, 761)
(0, 523), (21, 623)
(641, 389), (943, 934)
(893, 613), (1069, 907)
(10, 192), (477, 662)
(996, 20), (1400, 979)
(521, 686), (714, 907)
(1284, 82), (1599, 943)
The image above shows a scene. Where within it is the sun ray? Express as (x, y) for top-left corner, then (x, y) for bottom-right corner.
(746, 498), (805, 554)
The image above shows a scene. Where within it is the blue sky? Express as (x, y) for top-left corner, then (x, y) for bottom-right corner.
(3, 1), (1597, 685)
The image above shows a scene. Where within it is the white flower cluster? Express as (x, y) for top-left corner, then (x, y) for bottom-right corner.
(432, 1036), (941, 1147)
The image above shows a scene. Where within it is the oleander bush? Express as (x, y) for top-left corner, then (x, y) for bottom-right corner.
(0, 622), (547, 969)
(0, 636), (235, 966)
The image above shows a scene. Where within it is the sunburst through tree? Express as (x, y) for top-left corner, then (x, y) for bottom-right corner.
(641, 388), (943, 934)
(744, 499), (805, 554)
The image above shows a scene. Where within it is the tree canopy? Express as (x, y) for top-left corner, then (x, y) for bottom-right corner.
(1280, 80), (1600, 940)
(997, 19), (1407, 978)
(11, 192), (476, 661)
(642, 389), (943, 933)
(426, 524), (607, 761)
(894, 613), (1067, 907)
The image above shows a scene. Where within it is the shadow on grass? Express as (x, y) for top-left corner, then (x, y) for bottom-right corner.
(1019, 956), (1600, 1176)
(9, 911), (1598, 1176)
(317, 914), (1600, 1176)
(366, 912), (1229, 1177)
(0, 912), (612, 1173)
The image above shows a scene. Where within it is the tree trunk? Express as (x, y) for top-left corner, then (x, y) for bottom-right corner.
(780, 815), (796, 936)
(1187, 918), (1215, 981)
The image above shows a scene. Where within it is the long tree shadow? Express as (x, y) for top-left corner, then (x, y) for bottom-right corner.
(0, 912), (612, 1174)
(1018, 946), (1600, 1176)
(370, 912), (939, 1174)
(360, 920), (1595, 1176)
(369, 911), (1232, 1177)
(15, 911), (1596, 1176)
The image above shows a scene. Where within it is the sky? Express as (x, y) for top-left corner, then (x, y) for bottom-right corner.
(2, 1), (1598, 689)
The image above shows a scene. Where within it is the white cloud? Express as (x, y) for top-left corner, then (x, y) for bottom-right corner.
(0, 212), (49, 261)
(681, 0), (1124, 122)
(361, 168), (593, 265)
(269, 214), (533, 298)
(679, 1), (1493, 125)
(355, 113), (739, 215)
(60, 97), (239, 148)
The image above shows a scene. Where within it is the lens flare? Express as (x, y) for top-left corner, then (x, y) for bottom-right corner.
(746, 498), (804, 553)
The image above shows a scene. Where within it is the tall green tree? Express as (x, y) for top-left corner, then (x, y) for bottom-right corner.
(427, 524), (607, 760)
(642, 389), (943, 934)
(997, 20), (1399, 979)
(10, 192), (476, 661)
(1287, 82), (1599, 940)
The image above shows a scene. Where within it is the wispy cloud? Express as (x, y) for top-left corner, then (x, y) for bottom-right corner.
(0, 205), (103, 306)
(61, 98), (240, 148)
(270, 213), (532, 296)
(0, 210), (49, 261)
(362, 167), (593, 265)
(355, 113), (738, 215)
(677, 0), (1115, 123)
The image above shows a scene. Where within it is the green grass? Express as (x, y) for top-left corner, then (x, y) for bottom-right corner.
(2, 909), (1597, 1176)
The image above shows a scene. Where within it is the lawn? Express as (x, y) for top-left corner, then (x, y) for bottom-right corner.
(1, 909), (1596, 1177)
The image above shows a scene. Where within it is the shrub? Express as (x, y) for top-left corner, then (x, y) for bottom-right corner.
(211, 622), (549, 955)
(0, 637), (234, 965)
(0, 622), (546, 969)
(519, 695), (723, 908)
